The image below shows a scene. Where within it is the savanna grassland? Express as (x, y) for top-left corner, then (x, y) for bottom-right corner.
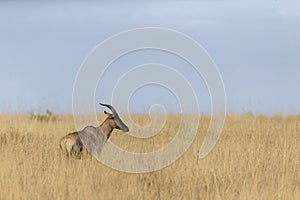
(0, 114), (299, 200)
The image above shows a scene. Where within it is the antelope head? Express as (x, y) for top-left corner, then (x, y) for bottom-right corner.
(99, 103), (129, 139)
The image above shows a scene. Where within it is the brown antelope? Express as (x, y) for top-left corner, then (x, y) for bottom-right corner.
(60, 103), (129, 159)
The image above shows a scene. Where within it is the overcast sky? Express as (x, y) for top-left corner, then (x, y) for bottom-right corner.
(0, 0), (299, 114)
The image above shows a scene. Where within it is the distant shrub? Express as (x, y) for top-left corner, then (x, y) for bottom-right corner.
(30, 109), (56, 122)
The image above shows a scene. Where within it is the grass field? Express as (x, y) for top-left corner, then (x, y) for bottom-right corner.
(0, 114), (299, 199)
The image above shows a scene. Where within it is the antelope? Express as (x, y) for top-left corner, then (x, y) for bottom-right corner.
(60, 103), (129, 159)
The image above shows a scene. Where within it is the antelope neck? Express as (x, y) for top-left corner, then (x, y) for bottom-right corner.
(99, 121), (114, 139)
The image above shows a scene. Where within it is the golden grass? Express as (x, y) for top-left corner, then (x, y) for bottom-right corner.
(0, 114), (299, 199)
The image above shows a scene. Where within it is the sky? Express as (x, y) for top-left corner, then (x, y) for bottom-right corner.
(0, 0), (299, 114)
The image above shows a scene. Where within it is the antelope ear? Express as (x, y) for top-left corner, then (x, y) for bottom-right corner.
(104, 110), (112, 115)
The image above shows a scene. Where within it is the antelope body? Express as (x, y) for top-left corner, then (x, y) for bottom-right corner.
(60, 103), (129, 159)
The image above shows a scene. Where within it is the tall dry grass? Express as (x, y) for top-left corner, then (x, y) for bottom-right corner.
(0, 114), (299, 199)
